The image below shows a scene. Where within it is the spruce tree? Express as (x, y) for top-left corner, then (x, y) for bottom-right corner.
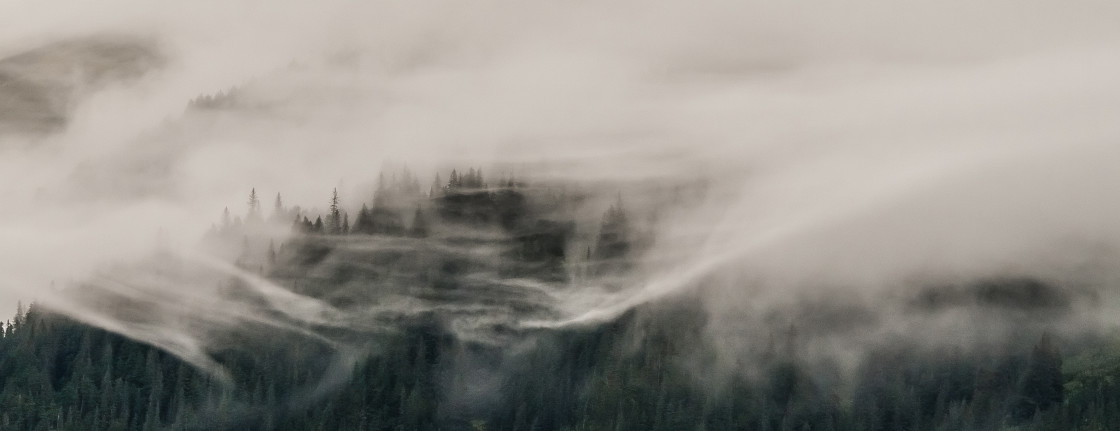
(1015, 332), (1064, 420)
(247, 188), (260, 222)
(354, 204), (372, 234)
(328, 188), (342, 235)
(272, 193), (284, 221)
(430, 173), (442, 198)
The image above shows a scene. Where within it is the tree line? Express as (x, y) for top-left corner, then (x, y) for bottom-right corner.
(0, 295), (1114, 430)
(3, 167), (1109, 430)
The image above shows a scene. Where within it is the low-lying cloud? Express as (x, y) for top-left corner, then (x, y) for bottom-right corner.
(2, 0), (1120, 383)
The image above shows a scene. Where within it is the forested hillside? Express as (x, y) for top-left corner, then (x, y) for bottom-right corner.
(1, 170), (1119, 431)
(4, 293), (1120, 430)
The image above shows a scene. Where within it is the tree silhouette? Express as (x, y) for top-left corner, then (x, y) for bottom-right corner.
(328, 188), (342, 235)
(430, 173), (443, 198)
(353, 204), (373, 234)
(272, 193), (285, 221)
(1014, 332), (1064, 420)
(594, 194), (631, 262)
(247, 188), (260, 222)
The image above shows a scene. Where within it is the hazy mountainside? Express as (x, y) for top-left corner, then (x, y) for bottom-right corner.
(2, 278), (1120, 431)
(0, 35), (163, 138)
(4, 2), (1120, 430)
(0, 171), (1118, 431)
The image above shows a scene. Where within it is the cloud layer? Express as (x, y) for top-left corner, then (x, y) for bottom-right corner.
(2, 0), (1120, 378)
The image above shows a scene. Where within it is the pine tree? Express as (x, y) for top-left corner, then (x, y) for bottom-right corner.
(328, 188), (342, 235)
(594, 194), (631, 261)
(590, 194), (633, 276)
(13, 301), (24, 329)
(221, 208), (231, 232)
(354, 204), (372, 234)
(1015, 332), (1064, 420)
(430, 173), (443, 198)
(272, 193), (284, 221)
(247, 188), (260, 222)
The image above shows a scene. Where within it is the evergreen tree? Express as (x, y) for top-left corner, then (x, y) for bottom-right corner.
(593, 194), (631, 264)
(13, 301), (24, 329)
(353, 204), (372, 234)
(272, 193), (284, 222)
(430, 173), (443, 198)
(221, 207), (231, 232)
(247, 188), (261, 222)
(328, 189), (342, 235)
(1015, 332), (1064, 420)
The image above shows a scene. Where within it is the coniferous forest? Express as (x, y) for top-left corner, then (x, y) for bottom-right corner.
(4, 2), (1120, 430)
(0, 168), (1118, 431)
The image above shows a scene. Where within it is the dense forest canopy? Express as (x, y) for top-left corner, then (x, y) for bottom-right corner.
(0, 168), (1117, 431)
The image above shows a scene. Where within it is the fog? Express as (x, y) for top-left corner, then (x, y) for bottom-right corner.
(4, 0), (1120, 384)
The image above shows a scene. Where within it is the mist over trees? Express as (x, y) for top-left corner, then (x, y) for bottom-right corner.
(2, 167), (1120, 431)
(1, 289), (1114, 430)
(5, 0), (1120, 429)
(205, 166), (641, 279)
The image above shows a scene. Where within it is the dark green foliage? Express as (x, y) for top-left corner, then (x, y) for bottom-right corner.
(7, 294), (1114, 431)
(1013, 332), (1064, 421)
(17, 178), (1120, 431)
